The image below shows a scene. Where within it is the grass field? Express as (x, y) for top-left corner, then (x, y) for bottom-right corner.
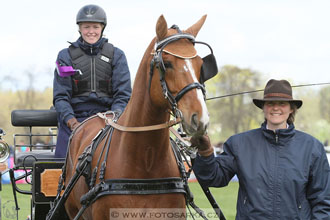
(1, 184), (31, 220)
(0, 181), (239, 220)
(188, 181), (238, 220)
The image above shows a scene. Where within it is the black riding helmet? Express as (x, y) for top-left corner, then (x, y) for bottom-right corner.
(76, 4), (107, 29)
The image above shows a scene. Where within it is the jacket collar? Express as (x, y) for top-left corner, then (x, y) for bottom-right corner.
(261, 121), (295, 144)
(70, 37), (108, 55)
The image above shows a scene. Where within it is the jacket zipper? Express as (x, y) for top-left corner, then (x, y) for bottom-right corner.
(91, 57), (96, 92)
(90, 47), (97, 93)
(272, 147), (279, 218)
(297, 198), (302, 218)
(275, 134), (279, 143)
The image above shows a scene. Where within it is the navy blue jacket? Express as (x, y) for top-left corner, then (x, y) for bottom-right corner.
(193, 122), (330, 219)
(53, 37), (132, 125)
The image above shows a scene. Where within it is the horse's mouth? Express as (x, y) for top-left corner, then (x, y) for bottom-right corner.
(181, 120), (208, 137)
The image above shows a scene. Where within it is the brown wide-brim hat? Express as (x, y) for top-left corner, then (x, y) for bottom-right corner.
(253, 79), (303, 109)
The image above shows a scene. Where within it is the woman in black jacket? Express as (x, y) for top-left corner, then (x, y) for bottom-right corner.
(53, 4), (132, 158)
(192, 79), (330, 219)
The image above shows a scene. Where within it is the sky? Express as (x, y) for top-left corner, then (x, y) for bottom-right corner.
(1, 0), (330, 91)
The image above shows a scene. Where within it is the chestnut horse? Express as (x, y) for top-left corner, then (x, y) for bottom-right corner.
(63, 15), (213, 219)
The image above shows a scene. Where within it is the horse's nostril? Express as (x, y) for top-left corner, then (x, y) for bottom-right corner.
(189, 113), (208, 135)
(191, 113), (199, 130)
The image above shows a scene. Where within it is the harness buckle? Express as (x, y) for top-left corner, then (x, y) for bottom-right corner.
(163, 89), (168, 99)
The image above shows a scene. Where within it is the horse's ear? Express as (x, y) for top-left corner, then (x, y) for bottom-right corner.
(156, 15), (168, 41)
(185, 15), (207, 37)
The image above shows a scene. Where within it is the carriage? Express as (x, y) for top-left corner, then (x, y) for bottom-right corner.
(0, 14), (225, 220)
(0, 109), (64, 219)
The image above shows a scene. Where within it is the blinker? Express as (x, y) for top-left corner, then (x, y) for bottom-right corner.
(194, 41), (218, 84)
(201, 53), (218, 83)
(155, 37), (218, 84)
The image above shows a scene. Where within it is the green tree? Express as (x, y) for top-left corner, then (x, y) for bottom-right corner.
(319, 85), (330, 123)
(0, 71), (53, 146)
(205, 65), (265, 143)
(292, 86), (330, 143)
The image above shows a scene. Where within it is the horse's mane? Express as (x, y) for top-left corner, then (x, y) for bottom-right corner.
(132, 38), (157, 93)
(119, 37), (166, 127)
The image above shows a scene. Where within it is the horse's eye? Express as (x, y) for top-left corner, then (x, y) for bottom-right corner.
(163, 61), (172, 69)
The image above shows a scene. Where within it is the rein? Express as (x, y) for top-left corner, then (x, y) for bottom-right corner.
(96, 112), (181, 132)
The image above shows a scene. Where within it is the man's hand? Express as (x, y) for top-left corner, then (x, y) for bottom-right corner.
(190, 135), (214, 157)
(67, 118), (80, 131)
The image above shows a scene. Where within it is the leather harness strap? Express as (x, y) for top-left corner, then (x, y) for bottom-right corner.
(81, 177), (186, 206)
(97, 112), (181, 132)
(170, 127), (191, 146)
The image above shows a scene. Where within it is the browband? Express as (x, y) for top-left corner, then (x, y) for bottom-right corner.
(156, 33), (195, 50)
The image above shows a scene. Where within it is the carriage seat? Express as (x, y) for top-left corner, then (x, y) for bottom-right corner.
(11, 109), (65, 168)
(11, 109), (58, 127)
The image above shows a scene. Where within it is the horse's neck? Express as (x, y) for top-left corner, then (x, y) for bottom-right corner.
(121, 84), (170, 146)
(118, 38), (171, 147)
(108, 39), (180, 178)
(115, 38), (174, 163)
(115, 94), (173, 177)
(122, 38), (169, 127)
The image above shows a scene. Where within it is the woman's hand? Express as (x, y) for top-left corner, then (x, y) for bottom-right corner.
(190, 135), (214, 157)
(67, 118), (80, 131)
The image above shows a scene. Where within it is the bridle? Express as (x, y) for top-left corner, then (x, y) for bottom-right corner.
(149, 25), (215, 119)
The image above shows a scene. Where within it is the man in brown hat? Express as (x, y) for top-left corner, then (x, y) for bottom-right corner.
(191, 79), (330, 219)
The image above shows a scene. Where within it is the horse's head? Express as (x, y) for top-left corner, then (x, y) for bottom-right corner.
(148, 15), (218, 137)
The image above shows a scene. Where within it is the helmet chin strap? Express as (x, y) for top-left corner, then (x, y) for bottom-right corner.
(101, 24), (106, 36)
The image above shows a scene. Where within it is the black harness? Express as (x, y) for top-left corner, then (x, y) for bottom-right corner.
(47, 116), (203, 220)
(47, 25), (222, 220)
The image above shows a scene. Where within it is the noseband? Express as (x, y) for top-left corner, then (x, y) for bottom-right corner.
(149, 26), (208, 118)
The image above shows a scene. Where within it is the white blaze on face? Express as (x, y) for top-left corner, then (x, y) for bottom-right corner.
(184, 59), (209, 124)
